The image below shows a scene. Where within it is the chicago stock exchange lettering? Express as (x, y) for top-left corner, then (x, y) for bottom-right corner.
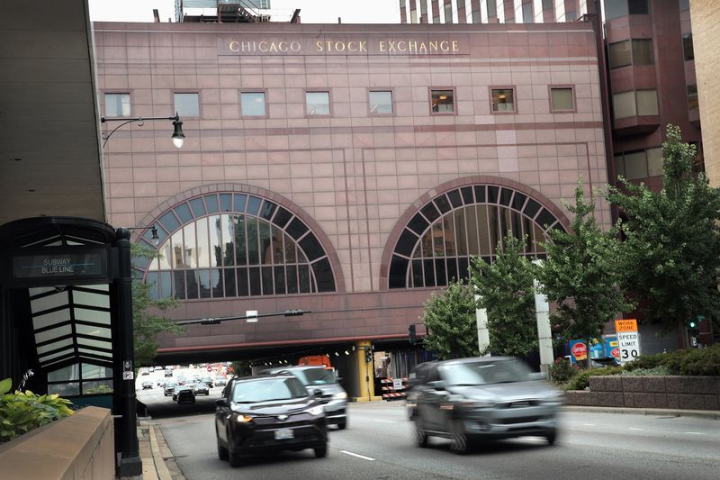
(228, 39), (460, 55)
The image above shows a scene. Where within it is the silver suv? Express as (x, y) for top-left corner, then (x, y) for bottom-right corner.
(262, 366), (349, 429)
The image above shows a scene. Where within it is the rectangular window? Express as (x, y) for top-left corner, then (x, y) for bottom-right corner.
(369, 90), (393, 115)
(632, 39), (654, 65)
(624, 150), (648, 180)
(258, 0), (270, 8)
(647, 147), (664, 177)
(522, 2), (533, 23)
(174, 93), (199, 117)
(614, 154), (625, 178)
(105, 93), (130, 117)
(636, 90), (658, 116)
(487, 0), (497, 17)
(683, 34), (694, 61)
(471, 10), (481, 22)
(444, 1), (453, 23)
(606, 0), (628, 20)
(613, 91), (637, 119)
(542, 0), (554, 9)
(491, 88), (515, 112)
(431, 89), (455, 114)
(608, 40), (631, 68)
(306, 91), (330, 116)
(688, 85), (699, 111)
(565, 11), (577, 21)
(628, 0), (649, 15)
(550, 87), (574, 111)
(679, 0), (690, 10)
(240, 91), (266, 117)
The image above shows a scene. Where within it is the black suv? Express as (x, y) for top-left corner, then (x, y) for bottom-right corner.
(408, 357), (563, 453)
(215, 374), (328, 467)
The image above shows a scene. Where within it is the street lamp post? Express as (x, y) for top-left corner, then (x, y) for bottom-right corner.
(100, 113), (185, 148)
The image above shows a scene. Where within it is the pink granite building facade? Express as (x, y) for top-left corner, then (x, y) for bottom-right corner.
(93, 20), (609, 366)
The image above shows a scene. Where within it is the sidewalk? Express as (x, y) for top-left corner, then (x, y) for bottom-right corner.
(136, 419), (186, 480)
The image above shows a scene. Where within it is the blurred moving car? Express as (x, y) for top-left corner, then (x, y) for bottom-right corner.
(164, 381), (178, 396)
(172, 385), (191, 401)
(200, 376), (214, 388)
(262, 366), (348, 430)
(176, 388), (195, 405)
(215, 374), (328, 468)
(176, 375), (187, 385)
(407, 357), (563, 454)
(214, 376), (227, 387)
(141, 380), (153, 390)
(194, 382), (210, 396)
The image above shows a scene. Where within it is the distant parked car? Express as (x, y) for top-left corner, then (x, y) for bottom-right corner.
(176, 388), (195, 405)
(214, 376), (227, 387)
(194, 382), (210, 396)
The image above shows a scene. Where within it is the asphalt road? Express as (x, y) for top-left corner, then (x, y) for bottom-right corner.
(138, 388), (720, 480)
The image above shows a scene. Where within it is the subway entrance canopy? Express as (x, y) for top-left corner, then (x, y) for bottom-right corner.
(0, 217), (141, 476)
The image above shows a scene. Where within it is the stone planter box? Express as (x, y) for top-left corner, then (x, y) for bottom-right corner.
(565, 376), (720, 410)
(0, 406), (115, 479)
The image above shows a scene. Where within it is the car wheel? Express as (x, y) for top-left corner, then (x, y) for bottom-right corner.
(450, 422), (469, 455)
(414, 418), (428, 448)
(217, 440), (229, 461)
(337, 418), (347, 430)
(545, 430), (557, 446)
(314, 444), (328, 458)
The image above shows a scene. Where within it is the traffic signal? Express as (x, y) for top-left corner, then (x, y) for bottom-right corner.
(688, 319), (700, 337)
(409, 324), (417, 344)
(365, 348), (373, 364)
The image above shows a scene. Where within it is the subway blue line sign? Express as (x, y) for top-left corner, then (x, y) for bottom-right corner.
(12, 249), (108, 282)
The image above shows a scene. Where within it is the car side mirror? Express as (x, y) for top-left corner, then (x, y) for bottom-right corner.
(427, 380), (446, 391)
(528, 372), (548, 381)
(215, 398), (229, 407)
(313, 389), (323, 397)
(336, 376), (343, 383)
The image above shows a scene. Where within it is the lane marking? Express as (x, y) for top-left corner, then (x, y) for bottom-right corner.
(582, 423), (596, 427)
(684, 432), (704, 435)
(370, 419), (396, 424)
(628, 428), (644, 431)
(340, 450), (376, 461)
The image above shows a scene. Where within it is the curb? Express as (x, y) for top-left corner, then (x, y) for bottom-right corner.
(562, 405), (720, 419)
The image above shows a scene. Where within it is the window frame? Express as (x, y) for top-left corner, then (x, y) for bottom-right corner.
(304, 89), (332, 117)
(490, 86), (517, 114)
(429, 87), (458, 116)
(240, 89), (269, 118)
(367, 88), (395, 116)
(687, 84), (699, 112)
(103, 92), (132, 118)
(548, 86), (576, 113)
(683, 33), (694, 61)
(173, 91), (201, 118)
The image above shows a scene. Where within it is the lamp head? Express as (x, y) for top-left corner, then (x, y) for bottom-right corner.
(172, 114), (185, 149)
(151, 224), (160, 246)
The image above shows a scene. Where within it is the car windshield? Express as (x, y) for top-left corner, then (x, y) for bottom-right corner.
(232, 377), (308, 403)
(293, 368), (336, 385)
(440, 360), (532, 386)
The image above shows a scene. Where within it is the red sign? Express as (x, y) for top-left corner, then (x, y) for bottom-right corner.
(207, 365), (213, 372)
(572, 342), (587, 359)
(611, 347), (620, 359)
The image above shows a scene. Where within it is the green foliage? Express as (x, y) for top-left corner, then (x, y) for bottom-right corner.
(624, 344), (720, 376)
(621, 365), (671, 376)
(470, 235), (538, 357)
(607, 125), (720, 339)
(230, 361), (251, 377)
(564, 366), (623, 391)
(539, 181), (633, 367)
(0, 379), (74, 443)
(548, 357), (581, 384)
(132, 243), (185, 367)
(420, 279), (478, 360)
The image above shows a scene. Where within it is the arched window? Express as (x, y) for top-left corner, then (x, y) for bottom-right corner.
(389, 185), (564, 289)
(137, 193), (336, 299)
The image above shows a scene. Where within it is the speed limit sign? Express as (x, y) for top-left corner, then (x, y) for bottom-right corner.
(615, 319), (640, 365)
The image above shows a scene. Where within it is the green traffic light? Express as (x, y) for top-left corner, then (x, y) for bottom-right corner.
(689, 321), (696, 328)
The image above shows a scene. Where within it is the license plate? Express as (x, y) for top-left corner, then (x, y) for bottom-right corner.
(274, 428), (294, 440)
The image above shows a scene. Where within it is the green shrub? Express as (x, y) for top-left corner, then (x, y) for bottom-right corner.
(0, 378), (74, 443)
(623, 344), (720, 376)
(621, 365), (671, 376)
(549, 357), (581, 384)
(564, 366), (623, 391)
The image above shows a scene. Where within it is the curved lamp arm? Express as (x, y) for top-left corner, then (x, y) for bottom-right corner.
(101, 114), (184, 149)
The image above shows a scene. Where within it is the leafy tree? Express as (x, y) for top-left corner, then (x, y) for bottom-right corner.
(131, 243), (185, 367)
(538, 182), (633, 367)
(470, 235), (538, 357)
(608, 125), (720, 346)
(420, 279), (478, 359)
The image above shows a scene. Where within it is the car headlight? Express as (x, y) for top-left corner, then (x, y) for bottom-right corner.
(459, 399), (495, 408)
(305, 405), (324, 416)
(332, 392), (347, 400)
(540, 393), (565, 406)
(236, 415), (254, 423)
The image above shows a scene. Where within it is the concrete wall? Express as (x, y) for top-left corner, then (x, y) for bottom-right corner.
(565, 376), (720, 410)
(0, 407), (115, 479)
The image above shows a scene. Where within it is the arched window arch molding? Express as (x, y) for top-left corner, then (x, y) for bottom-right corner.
(380, 176), (571, 290)
(131, 184), (345, 299)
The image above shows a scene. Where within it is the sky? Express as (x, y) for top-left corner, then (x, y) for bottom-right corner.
(88, 0), (401, 24)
